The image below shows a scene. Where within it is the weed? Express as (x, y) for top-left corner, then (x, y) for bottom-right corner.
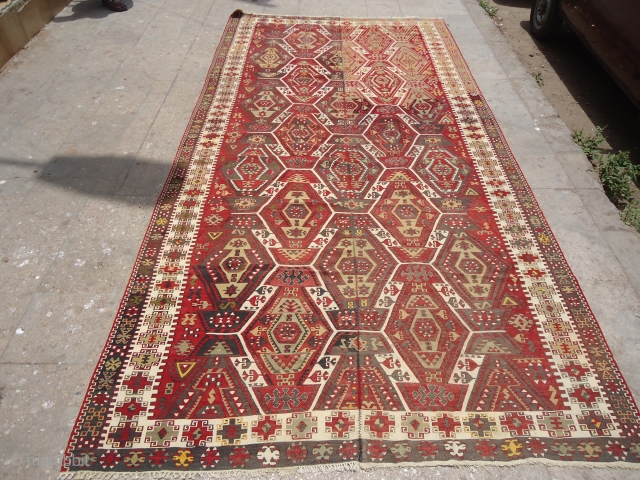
(622, 200), (640, 233)
(622, 201), (640, 234)
(572, 127), (640, 232)
(478, 0), (498, 17)
(572, 127), (605, 160)
(531, 72), (544, 87)
(597, 150), (640, 206)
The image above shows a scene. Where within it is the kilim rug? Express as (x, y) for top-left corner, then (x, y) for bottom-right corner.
(62, 11), (640, 477)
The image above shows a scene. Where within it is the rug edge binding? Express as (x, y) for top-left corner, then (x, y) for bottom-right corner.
(431, 16), (640, 426)
(60, 12), (640, 477)
(60, 10), (246, 474)
(57, 456), (640, 479)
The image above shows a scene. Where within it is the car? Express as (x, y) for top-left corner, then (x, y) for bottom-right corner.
(529, 0), (640, 109)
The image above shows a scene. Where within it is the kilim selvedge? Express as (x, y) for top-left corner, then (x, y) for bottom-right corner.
(61, 11), (640, 476)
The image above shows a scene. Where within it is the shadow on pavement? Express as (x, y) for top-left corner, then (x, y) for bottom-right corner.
(491, 0), (639, 163)
(0, 155), (165, 205)
(518, 20), (640, 162)
(52, 0), (134, 23)
(491, 0), (531, 6)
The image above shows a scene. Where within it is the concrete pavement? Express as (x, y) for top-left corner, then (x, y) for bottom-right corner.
(1, 0), (640, 478)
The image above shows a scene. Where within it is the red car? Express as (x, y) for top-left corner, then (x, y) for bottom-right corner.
(530, 0), (640, 109)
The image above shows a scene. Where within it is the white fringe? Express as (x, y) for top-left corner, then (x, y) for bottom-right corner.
(360, 457), (640, 470)
(58, 456), (640, 479)
(58, 461), (361, 479)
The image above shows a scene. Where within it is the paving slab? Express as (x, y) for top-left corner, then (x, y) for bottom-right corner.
(1, 0), (640, 478)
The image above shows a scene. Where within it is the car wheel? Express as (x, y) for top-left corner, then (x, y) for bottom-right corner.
(530, 0), (563, 40)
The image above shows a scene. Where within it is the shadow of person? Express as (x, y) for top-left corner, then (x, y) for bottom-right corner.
(52, 0), (133, 23)
(0, 155), (165, 206)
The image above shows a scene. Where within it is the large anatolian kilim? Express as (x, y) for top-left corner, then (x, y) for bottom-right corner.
(62, 11), (640, 476)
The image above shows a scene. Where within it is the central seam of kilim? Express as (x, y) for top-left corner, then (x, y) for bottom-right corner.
(62, 12), (640, 476)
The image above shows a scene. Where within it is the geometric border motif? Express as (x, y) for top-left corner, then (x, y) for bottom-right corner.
(61, 12), (640, 476)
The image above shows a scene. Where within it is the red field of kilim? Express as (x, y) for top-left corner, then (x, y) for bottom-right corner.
(62, 12), (640, 476)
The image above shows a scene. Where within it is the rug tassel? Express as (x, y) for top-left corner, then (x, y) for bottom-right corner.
(231, 9), (244, 18)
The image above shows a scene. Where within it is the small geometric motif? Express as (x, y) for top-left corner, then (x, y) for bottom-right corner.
(62, 12), (640, 476)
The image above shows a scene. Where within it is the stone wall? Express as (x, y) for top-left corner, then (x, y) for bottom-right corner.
(0, 0), (72, 69)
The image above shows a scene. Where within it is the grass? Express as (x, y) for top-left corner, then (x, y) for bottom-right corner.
(572, 127), (640, 233)
(623, 200), (640, 231)
(531, 72), (544, 87)
(572, 126), (606, 160)
(478, 0), (498, 17)
(597, 150), (640, 207)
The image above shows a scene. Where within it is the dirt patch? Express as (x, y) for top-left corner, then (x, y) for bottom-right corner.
(489, 0), (640, 163)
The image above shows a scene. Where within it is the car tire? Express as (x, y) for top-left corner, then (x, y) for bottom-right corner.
(530, 0), (563, 40)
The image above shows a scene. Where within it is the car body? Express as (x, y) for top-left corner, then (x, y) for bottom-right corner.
(533, 0), (640, 109)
